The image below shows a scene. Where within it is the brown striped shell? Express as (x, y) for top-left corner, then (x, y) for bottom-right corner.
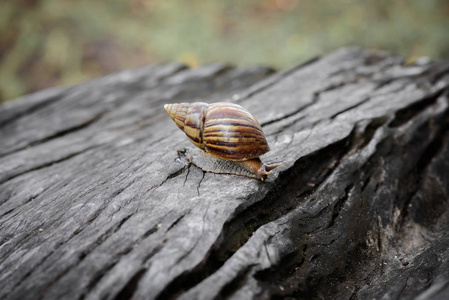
(164, 102), (270, 161)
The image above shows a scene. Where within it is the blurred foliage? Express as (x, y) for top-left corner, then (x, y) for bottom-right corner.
(1, 0), (449, 102)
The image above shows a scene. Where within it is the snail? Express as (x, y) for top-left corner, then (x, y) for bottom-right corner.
(164, 102), (281, 181)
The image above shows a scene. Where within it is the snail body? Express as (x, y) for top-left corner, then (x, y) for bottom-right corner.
(184, 147), (280, 181)
(165, 102), (281, 180)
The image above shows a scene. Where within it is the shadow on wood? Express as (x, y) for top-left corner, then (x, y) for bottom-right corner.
(1, 48), (449, 300)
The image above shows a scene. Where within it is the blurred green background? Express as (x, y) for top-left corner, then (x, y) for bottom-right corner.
(1, 0), (448, 102)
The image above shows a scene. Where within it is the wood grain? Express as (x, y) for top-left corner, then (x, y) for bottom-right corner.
(1, 49), (449, 300)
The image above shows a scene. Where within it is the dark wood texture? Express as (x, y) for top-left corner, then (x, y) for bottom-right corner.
(1, 48), (449, 300)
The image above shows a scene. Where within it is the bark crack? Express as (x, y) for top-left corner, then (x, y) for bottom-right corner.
(196, 171), (205, 196)
(0, 144), (100, 185)
(0, 111), (105, 159)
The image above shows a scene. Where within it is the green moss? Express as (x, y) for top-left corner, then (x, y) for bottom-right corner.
(1, 0), (448, 102)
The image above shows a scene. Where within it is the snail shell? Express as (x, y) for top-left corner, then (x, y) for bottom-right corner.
(165, 102), (281, 180)
(164, 102), (269, 160)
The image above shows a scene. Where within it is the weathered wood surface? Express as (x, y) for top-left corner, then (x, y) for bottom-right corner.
(1, 48), (449, 300)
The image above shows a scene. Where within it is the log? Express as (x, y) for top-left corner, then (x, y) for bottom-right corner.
(1, 48), (449, 300)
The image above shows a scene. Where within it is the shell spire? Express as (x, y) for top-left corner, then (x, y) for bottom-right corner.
(164, 103), (189, 131)
(165, 102), (209, 150)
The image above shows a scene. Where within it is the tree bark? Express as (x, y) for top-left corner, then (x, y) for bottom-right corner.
(1, 48), (449, 300)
